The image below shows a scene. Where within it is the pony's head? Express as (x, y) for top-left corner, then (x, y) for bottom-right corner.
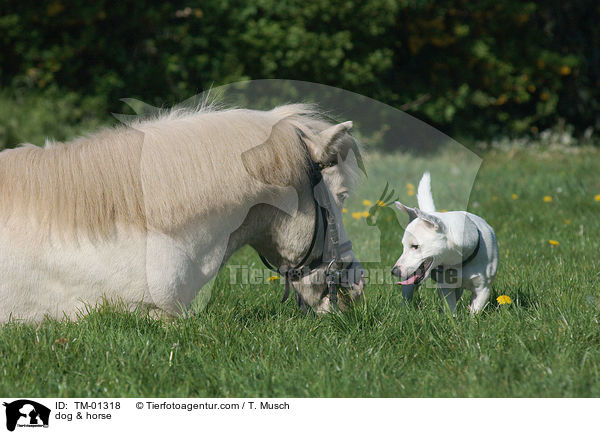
(247, 109), (365, 313)
(293, 119), (365, 313)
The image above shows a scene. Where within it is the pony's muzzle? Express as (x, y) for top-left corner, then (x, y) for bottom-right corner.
(340, 259), (365, 298)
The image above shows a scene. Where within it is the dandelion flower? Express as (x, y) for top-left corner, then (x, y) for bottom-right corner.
(512, 194), (518, 200)
(407, 189), (415, 197)
(376, 200), (386, 207)
(351, 212), (362, 219)
(564, 219), (571, 225)
(548, 239), (560, 246)
(406, 183), (415, 190)
(492, 195), (498, 201)
(497, 295), (512, 305)
(267, 276), (280, 282)
(361, 211), (370, 218)
(594, 194), (600, 202)
(342, 208), (348, 213)
(543, 196), (552, 202)
(362, 200), (373, 206)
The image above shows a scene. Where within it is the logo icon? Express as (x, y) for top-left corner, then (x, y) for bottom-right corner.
(3, 400), (50, 431)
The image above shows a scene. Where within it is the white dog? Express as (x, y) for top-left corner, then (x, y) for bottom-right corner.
(392, 172), (499, 313)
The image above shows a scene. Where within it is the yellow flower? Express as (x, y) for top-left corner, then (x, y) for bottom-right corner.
(362, 200), (373, 206)
(548, 239), (560, 246)
(492, 195), (498, 201)
(406, 183), (415, 190)
(543, 195), (552, 202)
(512, 193), (518, 200)
(564, 219), (571, 225)
(342, 208), (348, 213)
(407, 189), (415, 197)
(440, 209), (447, 213)
(497, 295), (512, 305)
(376, 200), (386, 207)
(267, 276), (280, 282)
(361, 211), (370, 218)
(351, 212), (362, 220)
(594, 194), (600, 202)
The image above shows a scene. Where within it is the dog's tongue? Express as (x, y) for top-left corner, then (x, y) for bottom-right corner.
(397, 275), (418, 285)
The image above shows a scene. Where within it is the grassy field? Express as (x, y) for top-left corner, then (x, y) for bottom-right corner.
(1, 146), (600, 397)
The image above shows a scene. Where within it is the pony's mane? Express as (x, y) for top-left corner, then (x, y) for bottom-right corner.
(0, 104), (347, 237)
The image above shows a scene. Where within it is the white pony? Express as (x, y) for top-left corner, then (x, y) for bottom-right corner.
(0, 104), (364, 322)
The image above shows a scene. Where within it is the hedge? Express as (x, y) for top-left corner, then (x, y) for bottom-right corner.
(0, 0), (598, 140)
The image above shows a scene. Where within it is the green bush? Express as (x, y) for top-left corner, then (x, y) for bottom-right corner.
(0, 87), (109, 148)
(0, 0), (597, 142)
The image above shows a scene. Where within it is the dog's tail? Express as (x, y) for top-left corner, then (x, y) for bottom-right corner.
(417, 171), (436, 212)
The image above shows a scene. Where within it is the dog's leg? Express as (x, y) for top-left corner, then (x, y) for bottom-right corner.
(437, 287), (457, 313)
(401, 284), (417, 302)
(469, 285), (491, 314)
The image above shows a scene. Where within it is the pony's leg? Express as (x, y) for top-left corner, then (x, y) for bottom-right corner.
(469, 285), (491, 314)
(438, 287), (458, 313)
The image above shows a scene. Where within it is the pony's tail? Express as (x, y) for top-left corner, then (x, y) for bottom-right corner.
(417, 171), (436, 212)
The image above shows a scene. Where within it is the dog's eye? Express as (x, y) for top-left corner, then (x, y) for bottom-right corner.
(410, 244), (419, 250)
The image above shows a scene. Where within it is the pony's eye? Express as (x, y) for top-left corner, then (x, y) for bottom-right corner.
(410, 244), (419, 250)
(337, 192), (349, 202)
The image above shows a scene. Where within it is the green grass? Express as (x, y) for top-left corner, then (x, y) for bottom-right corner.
(2, 147), (600, 397)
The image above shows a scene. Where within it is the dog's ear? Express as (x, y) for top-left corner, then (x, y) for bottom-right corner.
(394, 201), (418, 222)
(415, 209), (446, 232)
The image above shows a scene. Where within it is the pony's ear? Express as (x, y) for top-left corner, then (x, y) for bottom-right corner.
(395, 201), (418, 222)
(313, 121), (353, 162)
(415, 208), (446, 232)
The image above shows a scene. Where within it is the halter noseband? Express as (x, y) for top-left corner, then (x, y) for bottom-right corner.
(257, 132), (354, 312)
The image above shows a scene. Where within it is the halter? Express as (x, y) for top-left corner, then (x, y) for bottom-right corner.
(257, 132), (355, 312)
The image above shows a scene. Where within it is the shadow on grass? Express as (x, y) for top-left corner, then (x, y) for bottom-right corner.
(227, 302), (300, 326)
